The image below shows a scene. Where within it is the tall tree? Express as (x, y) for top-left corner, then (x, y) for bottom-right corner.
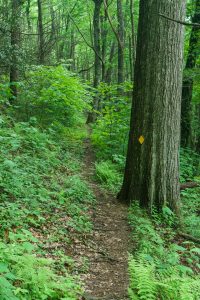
(37, 0), (45, 64)
(101, 8), (108, 81)
(118, 0), (186, 214)
(117, 0), (125, 85)
(129, 0), (136, 81)
(87, 0), (103, 123)
(181, 0), (200, 147)
(10, 0), (23, 99)
(105, 41), (116, 84)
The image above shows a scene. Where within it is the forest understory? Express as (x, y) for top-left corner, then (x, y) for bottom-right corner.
(0, 0), (200, 299)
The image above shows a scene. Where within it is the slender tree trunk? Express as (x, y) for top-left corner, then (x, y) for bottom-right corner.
(37, 0), (45, 64)
(117, 0), (125, 85)
(105, 41), (116, 84)
(10, 0), (22, 100)
(70, 29), (76, 71)
(181, 0), (200, 147)
(118, 0), (186, 214)
(101, 10), (108, 82)
(197, 104), (200, 153)
(130, 0), (136, 81)
(87, 0), (103, 123)
(26, 0), (31, 30)
(129, 35), (133, 81)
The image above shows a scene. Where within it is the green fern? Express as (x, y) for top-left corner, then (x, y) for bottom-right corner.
(128, 257), (157, 300)
(128, 256), (200, 300)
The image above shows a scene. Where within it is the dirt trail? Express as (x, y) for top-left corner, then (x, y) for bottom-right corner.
(72, 134), (131, 300)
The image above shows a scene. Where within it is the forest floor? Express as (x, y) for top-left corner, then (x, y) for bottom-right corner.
(70, 132), (131, 300)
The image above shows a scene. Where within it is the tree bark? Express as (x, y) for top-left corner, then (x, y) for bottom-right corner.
(37, 0), (45, 64)
(101, 8), (108, 81)
(70, 29), (76, 71)
(26, 0), (31, 30)
(117, 0), (125, 85)
(105, 41), (116, 84)
(10, 0), (23, 100)
(118, 0), (186, 214)
(181, 0), (200, 147)
(87, 0), (103, 123)
(130, 0), (136, 81)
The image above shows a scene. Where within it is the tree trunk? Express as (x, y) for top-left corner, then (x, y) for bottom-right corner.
(87, 0), (103, 123)
(181, 0), (200, 147)
(101, 10), (108, 82)
(129, 35), (133, 81)
(118, 0), (186, 214)
(26, 0), (31, 30)
(70, 29), (76, 71)
(117, 0), (124, 85)
(37, 0), (45, 64)
(130, 0), (136, 81)
(105, 41), (116, 84)
(197, 104), (200, 152)
(10, 0), (22, 100)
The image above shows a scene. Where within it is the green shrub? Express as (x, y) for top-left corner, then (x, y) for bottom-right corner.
(92, 82), (131, 160)
(0, 116), (95, 298)
(15, 66), (91, 127)
(0, 81), (11, 104)
(128, 257), (200, 300)
(0, 234), (82, 300)
(128, 203), (200, 299)
(181, 187), (200, 238)
(95, 160), (122, 192)
(180, 148), (200, 182)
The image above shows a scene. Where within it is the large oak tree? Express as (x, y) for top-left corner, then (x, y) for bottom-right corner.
(118, 0), (186, 214)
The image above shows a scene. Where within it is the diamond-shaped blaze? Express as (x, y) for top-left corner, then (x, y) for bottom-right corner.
(138, 135), (145, 144)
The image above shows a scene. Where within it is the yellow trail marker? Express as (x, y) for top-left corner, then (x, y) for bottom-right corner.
(138, 135), (145, 144)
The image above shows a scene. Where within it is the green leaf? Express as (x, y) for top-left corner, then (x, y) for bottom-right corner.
(0, 262), (9, 273)
(190, 247), (200, 254)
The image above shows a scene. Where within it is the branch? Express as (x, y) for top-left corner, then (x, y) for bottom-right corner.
(103, 0), (123, 49)
(178, 232), (200, 244)
(180, 182), (200, 190)
(78, 64), (94, 73)
(69, 14), (104, 66)
(159, 13), (200, 28)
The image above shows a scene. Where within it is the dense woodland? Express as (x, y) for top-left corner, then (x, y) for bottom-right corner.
(0, 0), (200, 299)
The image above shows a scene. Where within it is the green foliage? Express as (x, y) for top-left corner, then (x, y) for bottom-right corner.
(0, 115), (94, 235)
(180, 148), (200, 182)
(15, 66), (91, 127)
(0, 234), (82, 300)
(95, 160), (122, 192)
(128, 257), (200, 300)
(92, 82), (131, 159)
(128, 204), (166, 263)
(0, 81), (11, 103)
(61, 175), (95, 232)
(0, 115), (95, 299)
(181, 187), (200, 238)
(128, 203), (200, 299)
(180, 148), (200, 238)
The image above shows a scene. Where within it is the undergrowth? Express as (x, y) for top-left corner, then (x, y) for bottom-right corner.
(0, 117), (93, 298)
(0, 66), (96, 299)
(95, 160), (122, 192)
(128, 203), (200, 300)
